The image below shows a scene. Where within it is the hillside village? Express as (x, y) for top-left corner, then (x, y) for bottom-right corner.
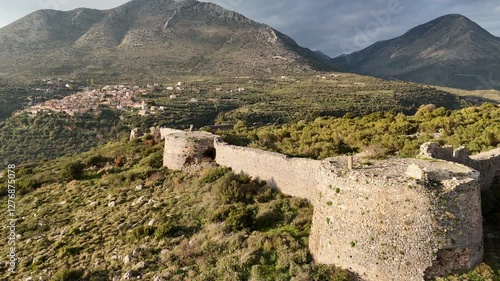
(21, 86), (146, 116)
(17, 80), (251, 117)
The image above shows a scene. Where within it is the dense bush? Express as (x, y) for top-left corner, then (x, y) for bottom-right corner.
(127, 226), (156, 242)
(311, 264), (352, 281)
(16, 179), (41, 195)
(200, 166), (230, 183)
(83, 155), (109, 167)
(224, 203), (257, 231)
(154, 222), (177, 239)
(147, 151), (164, 169)
(213, 172), (264, 204)
(61, 161), (85, 181)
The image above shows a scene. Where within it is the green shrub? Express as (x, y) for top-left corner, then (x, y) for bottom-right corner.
(17, 166), (34, 177)
(224, 203), (257, 231)
(311, 264), (351, 281)
(127, 226), (156, 242)
(17, 179), (41, 195)
(255, 205), (284, 229)
(254, 186), (275, 203)
(61, 161), (85, 181)
(213, 172), (262, 204)
(0, 177), (39, 197)
(210, 204), (233, 223)
(59, 246), (82, 257)
(147, 151), (164, 169)
(154, 222), (177, 239)
(200, 167), (230, 184)
(83, 155), (109, 167)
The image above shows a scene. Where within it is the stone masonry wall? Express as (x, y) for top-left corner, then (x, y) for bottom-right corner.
(420, 142), (500, 190)
(160, 128), (184, 140)
(214, 138), (320, 202)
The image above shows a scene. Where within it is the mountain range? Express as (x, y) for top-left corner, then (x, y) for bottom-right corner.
(332, 14), (500, 90)
(1, 1), (500, 90)
(0, 0), (331, 82)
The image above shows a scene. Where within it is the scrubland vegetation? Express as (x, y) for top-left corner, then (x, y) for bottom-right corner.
(0, 73), (483, 168)
(0, 141), (351, 280)
(221, 103), (500, 159)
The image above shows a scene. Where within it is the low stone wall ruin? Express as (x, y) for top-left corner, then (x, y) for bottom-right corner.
(420, 142), (500, 190)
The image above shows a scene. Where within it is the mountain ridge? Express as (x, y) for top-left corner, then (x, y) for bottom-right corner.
(0, 0), (331, 82)
(332, 14), (500, 90)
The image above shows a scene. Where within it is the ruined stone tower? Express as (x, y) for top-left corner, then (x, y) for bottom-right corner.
(162, 130), (216, 170)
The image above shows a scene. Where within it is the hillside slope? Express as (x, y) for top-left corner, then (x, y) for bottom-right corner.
(0, 140), (350, 280)
(0, 0), (331, 82)
(332, 14), (500, 90)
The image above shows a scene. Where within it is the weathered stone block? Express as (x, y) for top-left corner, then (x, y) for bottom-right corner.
(406, 164), (428, 180)
(130, 128), (143, 140)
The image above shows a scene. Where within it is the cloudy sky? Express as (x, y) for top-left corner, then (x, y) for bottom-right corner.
(0, 0), (499, 56)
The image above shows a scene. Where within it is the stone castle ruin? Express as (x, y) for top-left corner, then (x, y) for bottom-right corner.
(159, 128), (500, 281)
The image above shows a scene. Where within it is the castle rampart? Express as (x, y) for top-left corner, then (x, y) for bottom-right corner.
(160, 129), (494, 280)
(163, 131), (216, 170)
(214, 138), (320, 201)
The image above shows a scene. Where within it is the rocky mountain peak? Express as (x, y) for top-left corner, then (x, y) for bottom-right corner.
(331, 14), (500, 90)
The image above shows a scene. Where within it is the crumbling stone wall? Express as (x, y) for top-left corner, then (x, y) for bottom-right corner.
(161, 130), (489, 280)
(130, 128), (144, 140)
(214, 138), (320, 201)
(150, 127), (162, 143)
(160, 128), (184, 140)
(420, 142), (500, 190)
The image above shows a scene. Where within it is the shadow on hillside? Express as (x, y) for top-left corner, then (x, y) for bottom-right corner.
(461, 95), (499, 105)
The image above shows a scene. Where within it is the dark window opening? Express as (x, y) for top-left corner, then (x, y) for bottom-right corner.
(202, 148), (216, 160)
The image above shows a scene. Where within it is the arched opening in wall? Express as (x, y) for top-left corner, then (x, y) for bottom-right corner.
(202, 148), (216, 161)
(482, 173), (500, 272)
